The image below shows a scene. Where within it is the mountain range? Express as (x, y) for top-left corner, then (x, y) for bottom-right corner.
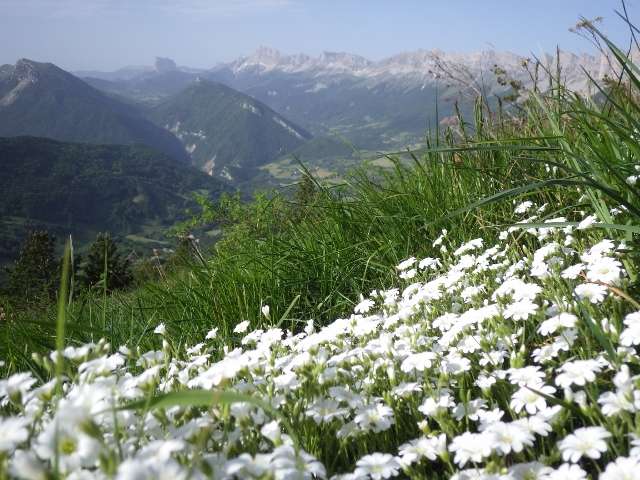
(0, 49), (615, 185)
(79, 47), (613, 153)
(215, 46), (610, 85)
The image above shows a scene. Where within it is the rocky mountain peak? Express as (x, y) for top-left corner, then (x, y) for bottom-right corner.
(249, 46), (283, 64)
(154, 57), (178, 73)
(13, 59), (45, 84)
(0, 59), (51, 107)
(318, 51), (372, 71)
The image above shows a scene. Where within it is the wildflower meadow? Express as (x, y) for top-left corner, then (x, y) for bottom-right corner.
(2, 201), (640, 479)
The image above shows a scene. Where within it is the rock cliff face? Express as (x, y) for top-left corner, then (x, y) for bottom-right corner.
(154, 57), (178, 73)
(0, 59), (43, 106)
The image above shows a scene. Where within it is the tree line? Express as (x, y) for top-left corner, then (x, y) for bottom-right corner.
(2, 230), (134, 304)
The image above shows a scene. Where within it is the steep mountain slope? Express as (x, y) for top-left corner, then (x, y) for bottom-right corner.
(0, 136), (228, 265)
(149, 79), (311, 182)
(0, 59), (188, 161)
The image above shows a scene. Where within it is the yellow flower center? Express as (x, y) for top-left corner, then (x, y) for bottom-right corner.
(59, 436), (77, 455)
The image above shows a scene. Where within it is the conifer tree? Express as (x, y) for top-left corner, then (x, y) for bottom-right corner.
(81, 232), (132, 292)
(6, 230), (58, 301)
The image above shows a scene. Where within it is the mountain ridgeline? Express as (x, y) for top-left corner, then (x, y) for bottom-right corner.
(149, 79), (311, 182)
(0, 59), (188, 162)
(78, 48), (612, 156)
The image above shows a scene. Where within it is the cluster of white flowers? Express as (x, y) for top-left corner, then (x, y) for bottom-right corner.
(1, 202), (639, 479)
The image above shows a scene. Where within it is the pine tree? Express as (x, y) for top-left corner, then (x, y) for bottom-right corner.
(6, 230), (58, 301)
(81, 233), (133, 292)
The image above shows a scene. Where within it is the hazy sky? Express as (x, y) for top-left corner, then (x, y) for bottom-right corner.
(1, 0), (639, 71)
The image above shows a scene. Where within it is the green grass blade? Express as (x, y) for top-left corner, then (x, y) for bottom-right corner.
(384, 142), (562, 158)
(276, 294), (301, 328)
(54, 240), (71, 478)
(55, 241), (71, 392)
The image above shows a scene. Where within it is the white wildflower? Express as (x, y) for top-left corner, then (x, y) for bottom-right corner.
(586, 257), (622, 284)
(558, 426), (610, 462)
(400, 351), (436, 373)
(418, 257), (441, 271)
(233, 320), (250, 333)
(515, 201), (534, 214)
(510, 384), (556, 414)
(396, 257), (417, 271)
(454, 238), (483, 256)
(354, 297), (375, 314)
(574, 283), (608, 304)
(503, 299), (538, 321)
(485, 421), (534, 455)
(355, 453), (400, 480)
(619, 312), (640, 346)
(577, 215), (598, 230)
(541, 463), (587, 480)
(354, 403), (394, 433)
(449, 432), (493, 466)
(398, 434), (446, 466)
(600, 456), (640, 480)
(399, 268), (417, 280)
(0, 417), (29, 452)
(555, 359), (602, 389)
(10, 450), (47, 480)
(205, 327), (218, 340)
(306, 398), (347, 424)
(561, 263), (584, 279)
(538, 313), (578, 336)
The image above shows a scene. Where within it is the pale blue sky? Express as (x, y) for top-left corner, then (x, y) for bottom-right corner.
(1, 0), (638, 71)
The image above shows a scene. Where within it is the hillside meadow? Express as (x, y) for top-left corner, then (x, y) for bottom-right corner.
(1, 25), (640, 479)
